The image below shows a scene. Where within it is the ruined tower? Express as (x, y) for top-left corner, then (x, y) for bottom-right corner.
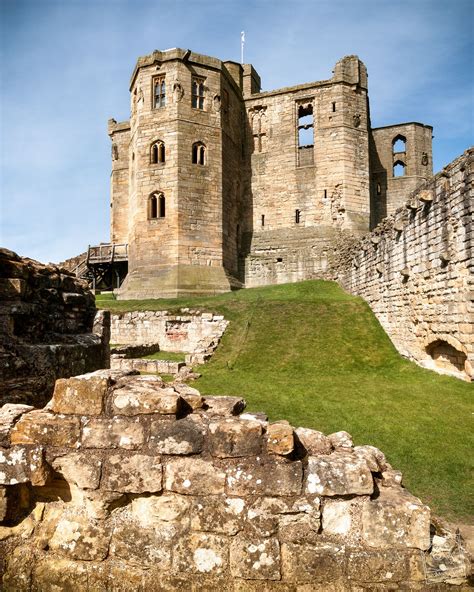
(108, 49), (433, 298)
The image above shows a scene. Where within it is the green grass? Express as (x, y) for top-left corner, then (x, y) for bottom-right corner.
(143, 351), (185, 362)
(97, 281), (473, 522)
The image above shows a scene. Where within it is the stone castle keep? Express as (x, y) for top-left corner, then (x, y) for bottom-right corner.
(108, 48), (433, 299)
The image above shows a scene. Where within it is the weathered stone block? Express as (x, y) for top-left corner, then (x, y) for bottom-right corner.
(281, 542), (344, 583)
(226, 458), (303, 496)
(0, 446), (48, 486)
(295, 427), (332, 455)
(328, 430), (353, 449)
(51, 373), (109, 415)
(110, 518), (173, 567)
(165, 458), (226, 495)
(0, 404), (34, 446)
(49, 515), (110, 560)
(278, 512), (320, 544)
(52, 452), (102, 490)
(173, 383), (204, 409)
(361, 489), (431, 550)
(149, 416), (204, 454)
(204, 395), (246, 416)
(112, 381), (182, 415)
(81, 417), (145, 449)
(131, 493), (190, 525)
(346, 548), (416, 583)
(322, 499), (356, 536)
(208, 418), (262, 457)
(230, 536), (281, 580)
(0, 278), (26, 299)
(353, 445), (389, 472)
(173, 532), (228, 575)
(190, 495), (246, 535)
(101, 452), (162, 493)
(305, 453), (373, 496)
(11, 411), (81, 447)
(267, 422), (294, 456)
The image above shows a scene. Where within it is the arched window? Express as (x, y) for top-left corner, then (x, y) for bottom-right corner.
(149, 192), (165, 219)
(192, 77), (205, 109)
(151, 140), (165, 164)
(192, 142), (206, 165)
(392, 135), (406, 153)
(393, 160), (406, 177)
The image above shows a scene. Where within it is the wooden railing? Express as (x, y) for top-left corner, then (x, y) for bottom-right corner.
(86, 243), (128, 265)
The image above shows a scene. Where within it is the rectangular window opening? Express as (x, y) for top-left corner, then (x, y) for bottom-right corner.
(332, 102), (336, 112)
(261, 214), (265, 227)
(153, 76), (166, 109)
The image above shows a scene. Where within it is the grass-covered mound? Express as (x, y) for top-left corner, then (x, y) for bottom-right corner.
(97, 281), (473, 522)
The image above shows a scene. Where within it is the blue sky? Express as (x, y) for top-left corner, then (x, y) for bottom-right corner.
(1, 0), (473, 264)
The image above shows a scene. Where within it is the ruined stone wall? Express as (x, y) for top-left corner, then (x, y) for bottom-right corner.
(242, 56), (372, 288)
(110, 310), (228, 354)
(0, 371), (469, 590)
(0, 249), (110, 407)
(337, 149), (473, 381)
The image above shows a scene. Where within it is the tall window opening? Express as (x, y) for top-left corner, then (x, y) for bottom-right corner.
(332, 102), (336, 112)
(298, 104), (314, 147)
(153, 76), (166, 108)
(192, 142), (206, 165)
(297, 102), (314, 167)
(295, 209), (301, 224)
(250, 107), (267, 153)
(192, 77), (205, 109)
(149, 192), (165, 219)
(392, 135), (406, 153)
(261, 214), (265, 227)
(151, 141), (165, 164)
(393, 161), (406, 177)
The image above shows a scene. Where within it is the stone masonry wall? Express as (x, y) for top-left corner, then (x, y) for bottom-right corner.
(111, 310), (228, 354)
(336, 149), (473, 381)
(0, 249), (110, 407)
(0, 370), (469, 590)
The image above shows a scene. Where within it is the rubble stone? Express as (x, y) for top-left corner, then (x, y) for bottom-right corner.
(267, 422), (294, 456)
(230, 536), (281, 580)
(11, 411), (81, 447)
(150, 416), (204, 454)
(101, 452), (162, 493)
(81, 417), (145, 449)
(165, 458), (226, 495)
(306, 453), (373, 496)
(51, 374), (109, 415)
(226, 458), (303, 496)
(208, 418), (262, 457)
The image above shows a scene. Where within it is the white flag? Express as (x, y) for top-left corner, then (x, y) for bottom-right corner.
(241, 31), (245, 43)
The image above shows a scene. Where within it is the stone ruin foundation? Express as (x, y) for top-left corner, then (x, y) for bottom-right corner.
(0, 370), (470, 590)
(0, 248), (110, 408)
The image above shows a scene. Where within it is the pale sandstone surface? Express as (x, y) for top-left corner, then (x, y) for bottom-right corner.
(0, 371), (470, 590)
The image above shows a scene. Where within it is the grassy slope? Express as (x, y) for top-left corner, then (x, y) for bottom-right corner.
(97, 281), (473, 522)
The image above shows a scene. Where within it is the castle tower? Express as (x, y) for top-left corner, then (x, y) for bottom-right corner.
(111, 49), (244, 299)
(369, 123), (433, 225)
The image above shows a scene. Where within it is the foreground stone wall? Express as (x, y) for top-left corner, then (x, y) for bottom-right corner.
(0, 249), (110, 407)
(111, 310), (228, 354)
(0, 371), (469, 590)
(337, 149), (473, 381)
